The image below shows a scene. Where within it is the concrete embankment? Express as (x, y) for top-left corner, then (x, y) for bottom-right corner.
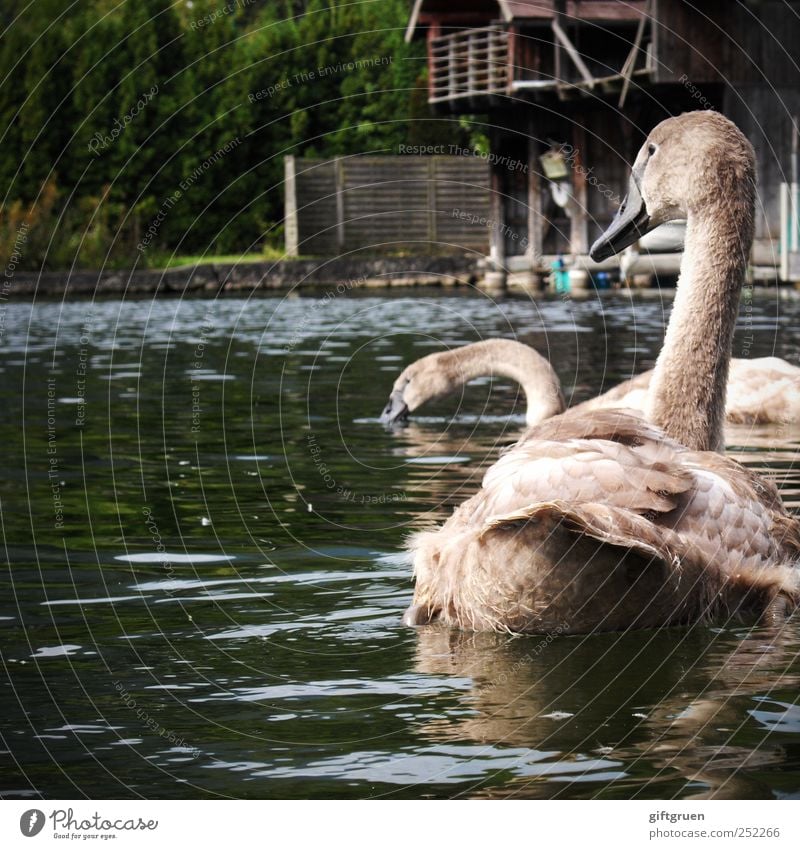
(10, 256), (482, 298)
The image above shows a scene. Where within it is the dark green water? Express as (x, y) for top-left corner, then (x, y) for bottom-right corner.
(2, 287), (800, 799)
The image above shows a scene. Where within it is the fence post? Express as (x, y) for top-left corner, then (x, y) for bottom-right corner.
(284, 155), (298, 256)
(335, 157), (345, 252)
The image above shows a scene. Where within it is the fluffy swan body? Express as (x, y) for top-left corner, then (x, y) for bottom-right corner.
(409, 410), (800, 633)
(576, 357), (800, 425)
(401, 111), (800, 633)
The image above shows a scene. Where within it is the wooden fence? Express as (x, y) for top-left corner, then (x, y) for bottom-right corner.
(284, 155), (491, 256)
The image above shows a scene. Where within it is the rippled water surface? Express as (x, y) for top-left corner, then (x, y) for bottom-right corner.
(2, 287), (800, 799)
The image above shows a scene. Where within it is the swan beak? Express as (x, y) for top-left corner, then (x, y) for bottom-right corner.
(590, 170), (652, 261)
(380, 390), (409, 426)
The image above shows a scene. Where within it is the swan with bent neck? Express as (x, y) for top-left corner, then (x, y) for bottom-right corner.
(400, 111), (800, 634)
(380, 338), (565, 427)
(380, 341), (800, 429)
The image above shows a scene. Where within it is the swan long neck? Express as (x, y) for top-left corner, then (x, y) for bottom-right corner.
(476, 342), (566, 425)
(417, 340), (565, 425)
(645, 196), (753, 451)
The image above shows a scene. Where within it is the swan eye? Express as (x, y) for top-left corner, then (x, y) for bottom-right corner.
(648, 143), (658, 157)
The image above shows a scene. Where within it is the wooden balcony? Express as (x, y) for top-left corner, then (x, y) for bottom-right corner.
(428, 14), (655, 108)
(429, 26), (510, 104)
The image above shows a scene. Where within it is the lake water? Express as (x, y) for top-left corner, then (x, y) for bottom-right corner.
(2, 287), (800, 799)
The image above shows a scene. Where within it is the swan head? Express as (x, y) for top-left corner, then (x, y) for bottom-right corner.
(380, 386), (410, 426)
(379, 355), (457, 426)
(590, 110), (756, 261)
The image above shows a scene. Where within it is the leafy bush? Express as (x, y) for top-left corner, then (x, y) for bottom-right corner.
(0, 0), (466, 269)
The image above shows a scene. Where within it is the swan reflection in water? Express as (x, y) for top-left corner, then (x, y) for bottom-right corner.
(410, 622), (800, 799)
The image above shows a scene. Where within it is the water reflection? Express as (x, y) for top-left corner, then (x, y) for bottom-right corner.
(411, 623), (800, 799)
(1, 290), (799, 799)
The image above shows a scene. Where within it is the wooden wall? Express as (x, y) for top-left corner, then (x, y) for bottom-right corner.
(654, 0), (800, 87)
(725, 86), (800, 244)
(285, 155), (491, 256)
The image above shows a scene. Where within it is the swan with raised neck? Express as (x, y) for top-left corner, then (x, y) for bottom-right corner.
(400, 112), (799, 634)
(379, 338), (565, 427)
(591, 110), (755, 451)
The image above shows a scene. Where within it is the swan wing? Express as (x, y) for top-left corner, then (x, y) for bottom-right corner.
(408, 411), (800, 632)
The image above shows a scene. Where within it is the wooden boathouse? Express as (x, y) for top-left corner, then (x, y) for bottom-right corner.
(405, 0), (800, 287)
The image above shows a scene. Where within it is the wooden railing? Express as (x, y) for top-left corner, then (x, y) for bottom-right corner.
(429, 26), (510, 104)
